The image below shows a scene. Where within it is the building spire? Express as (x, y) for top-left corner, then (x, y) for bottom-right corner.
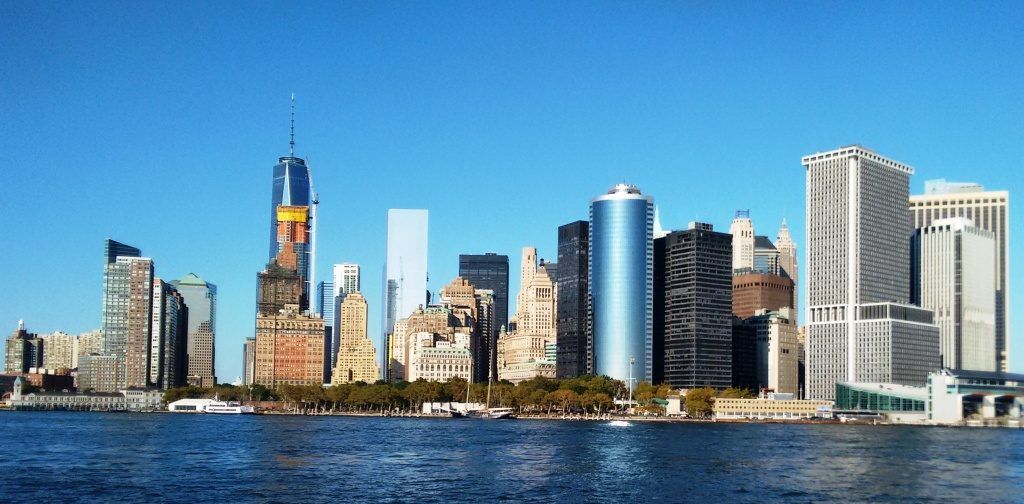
(289, 93), (296, 157)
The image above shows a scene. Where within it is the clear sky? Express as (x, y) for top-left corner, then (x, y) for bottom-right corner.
(1, 3), (1021, 382)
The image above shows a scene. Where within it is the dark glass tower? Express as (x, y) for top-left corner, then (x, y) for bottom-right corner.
(654, 222), (733, 389)
(458, 253), (509, 380)
(556, 221), (590, 378)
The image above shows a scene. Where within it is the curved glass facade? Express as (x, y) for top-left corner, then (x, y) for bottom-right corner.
(589, 185), (653, 382)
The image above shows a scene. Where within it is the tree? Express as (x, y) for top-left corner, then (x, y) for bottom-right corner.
(685, 387), (716, 419)
(718, 387), (754, 399)
(635, 381), (655, 405)
(545, 389), (579, 414)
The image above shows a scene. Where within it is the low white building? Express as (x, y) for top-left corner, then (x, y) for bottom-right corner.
(713, 392), (833, 421)
(8, 377), (163, 411)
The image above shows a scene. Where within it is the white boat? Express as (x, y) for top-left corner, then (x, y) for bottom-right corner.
(204, 400), (255, 414)
(608, 420), (631, 427)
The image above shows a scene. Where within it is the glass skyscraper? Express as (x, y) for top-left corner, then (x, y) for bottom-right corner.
(459, 252), (509, 380)
(382, 209), (429, 379)
(171, 273), (217, 387)
(556, 221), (590, 379)
(589, 184), (653, 383)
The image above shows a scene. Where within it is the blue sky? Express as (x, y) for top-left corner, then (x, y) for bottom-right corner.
(1, 3), (1021, 381)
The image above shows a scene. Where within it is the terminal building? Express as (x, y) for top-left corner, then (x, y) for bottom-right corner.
(835, 369), (1024, 425)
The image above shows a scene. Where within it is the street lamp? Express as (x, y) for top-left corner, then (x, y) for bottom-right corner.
(628, 356), (635, 415)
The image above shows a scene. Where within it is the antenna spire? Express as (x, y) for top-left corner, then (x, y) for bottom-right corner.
(289, 93), (296, 156)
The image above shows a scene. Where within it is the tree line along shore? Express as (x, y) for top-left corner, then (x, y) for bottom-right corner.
(163, 375), (755, 418)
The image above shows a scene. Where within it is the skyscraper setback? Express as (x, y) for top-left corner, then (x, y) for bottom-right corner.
(803, 146), (940, 400)
(589, 184), (654, 383)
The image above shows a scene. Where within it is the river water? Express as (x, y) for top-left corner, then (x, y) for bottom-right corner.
(1, 412), (1021, 503)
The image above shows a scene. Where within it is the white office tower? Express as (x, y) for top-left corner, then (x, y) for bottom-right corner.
(333, 263), (361, 300)
(910, 180), (1010, 372)
(803, 146), (940, 400)
(382, 210), (429, 379)
(913, 218), (996, 371)
(729, 210), (755, 273)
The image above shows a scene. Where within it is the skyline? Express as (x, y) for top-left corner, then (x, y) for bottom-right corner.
(2, 4), (1022, 382)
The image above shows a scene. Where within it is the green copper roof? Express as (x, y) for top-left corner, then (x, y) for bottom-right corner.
(175, 272), (207, 286)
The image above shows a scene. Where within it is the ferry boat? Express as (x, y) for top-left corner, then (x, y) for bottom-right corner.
(205, 400), (255, 415)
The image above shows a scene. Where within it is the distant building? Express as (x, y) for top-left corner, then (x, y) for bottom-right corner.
(151, 279), (188, 389)
(406, 332), (473, 383)
(752, 236), (780, 275)
(803, 146), (939, 400)
(555, 220), (590, 379)
(254, 304), (326, 387)
(5, 320), (43, 373)
(590, 183), (654, 383)
(911, 181), (1009, 372)
(77, 354), (123, 393)
(732, 273), (795, 319)
(388, 306), (473, 382)
(775, 220), (799, 321)
(729, 210), (754, 273)
(733, 309), (799, 395)
(172, 273), (217, 387)
(102, 249), (154, 390)
(713, 393), (833, 421)
(332, 292), (380, 384)
(654, 222), (733, 389)
(383, 209), (429, 380)
(316, 280), (335, 383)
(458, 253), (509, 380)
(9, 377), (163, 411)
(913, 218), (996, 371)
(242, 337), (256, 386)
(497, 253), (558, 384)
(39, 331), (77, 370)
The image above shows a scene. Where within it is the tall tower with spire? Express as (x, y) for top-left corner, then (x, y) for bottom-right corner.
(775, 218), (799, 321)
(267, 94), (314, 311)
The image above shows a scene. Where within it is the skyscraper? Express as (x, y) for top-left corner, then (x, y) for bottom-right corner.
(330, 263), (361, 372)
(5, 320), (43, 374)
(589, 183), (654, 383)
(171, 273), (217, 387)
(775, 219), (799, 321)
(151, 279), (187, 389)
(556, 220), (590, 379)
(913, 217), (996, 371)
(803, 146), (940, 400)
(316, 280), (335, 383)
(729, 210), (755, 273)
(458, 253), (509, 380)
(332, 292), (379, 384)
(910, 180), (1010, 371)
(267, 98), (314, 306)
(654, 222), (733, 389)
(242, 337), (256, 386)
(101, 246), (154, 390)
(274, 205), (312, 311)
(497, 257), (558, 384)
(383, 209), (429, 379)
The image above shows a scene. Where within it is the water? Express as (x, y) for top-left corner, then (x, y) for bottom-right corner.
(2, 412), (1022, 503)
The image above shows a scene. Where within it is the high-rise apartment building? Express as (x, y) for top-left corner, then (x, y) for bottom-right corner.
(383, 209), (429, 379)
(913, 217), (996, 371)
(910, 179), (1010, 371)
(242, 337), (256, 386)
(151, 279), (188, 389)
(40, 331), (76, 370)
(730, 210), (755, 273)
(589, 184), (654, 383)
(458, 253), (509, 379)
(803, 146), (940, 400)
(172, 273), (217, 387)
(331, 292), (380, 384)
(101, 249), (154, 390)
(654, 222), (733, 389)
(556, 220), (590, 379)
(5, 320), (43, 373)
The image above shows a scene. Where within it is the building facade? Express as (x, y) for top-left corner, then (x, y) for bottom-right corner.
(732, 273), (795, 319)
(803, 146), (940, 400)
(172, 273), (217, 387)
(254, 304), (326, 387)
(383, 209), (429, 380)
(729, 210), (755, 273)
(243, 337), (256, 386)
(332, 292), (380, 384)
(654, 222), (733, 389)
(5, 321), (43, 373)
(556, 220), (590, 379)
(775, 220), (799, 322)
(589, 184), (654, 383)
(910, 181), (1010, 371)
(913, 217), (996, 371)
(151, 279), (188, 389)
(40, 331), (77, 370)
(458, 253), (509, 380)
(101, 249), (154, 390)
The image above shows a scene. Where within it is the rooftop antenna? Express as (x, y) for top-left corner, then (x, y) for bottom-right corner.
(289, 93), (296, 156)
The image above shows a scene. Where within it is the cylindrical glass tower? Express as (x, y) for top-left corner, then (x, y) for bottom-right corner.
(589, 184), (654, 383)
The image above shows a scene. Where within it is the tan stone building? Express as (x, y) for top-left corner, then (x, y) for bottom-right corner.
(497, 249), (558, 383)
(254, 304), (326, 387)
(332, 293), (380, 384)
(387, 306), (473, 383)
